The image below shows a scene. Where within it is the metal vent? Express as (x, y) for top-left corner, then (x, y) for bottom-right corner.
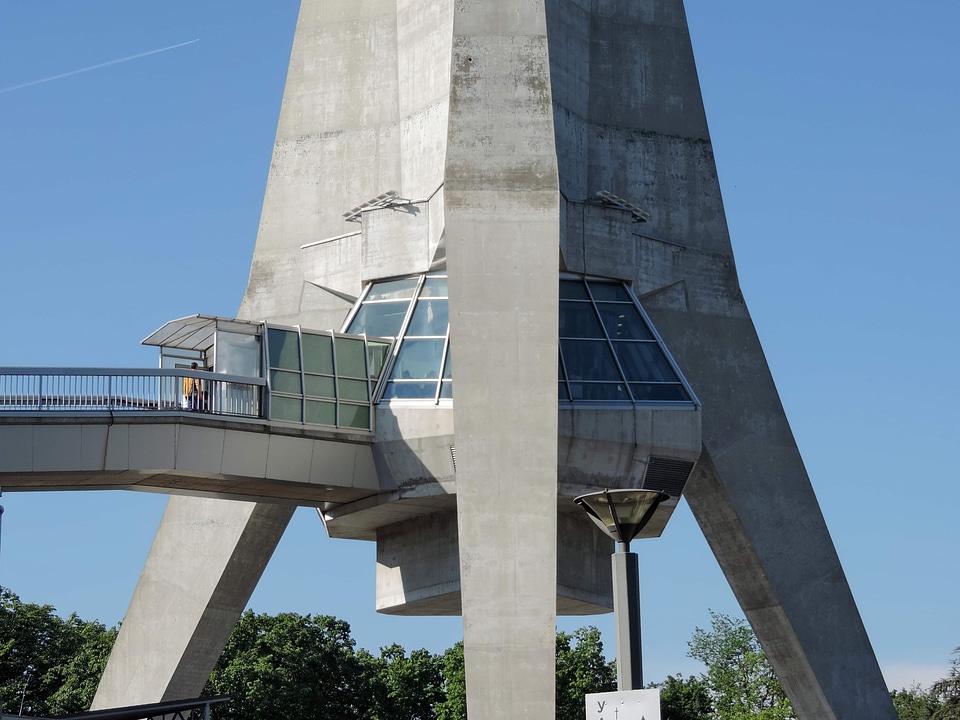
(641, 456), (695, 497)
(449, 444), (457, 472)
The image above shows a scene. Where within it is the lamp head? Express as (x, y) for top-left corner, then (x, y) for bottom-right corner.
(574, 488), (669, 551)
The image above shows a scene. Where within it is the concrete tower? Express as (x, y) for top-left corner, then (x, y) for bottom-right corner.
(93, 1), (897, 719)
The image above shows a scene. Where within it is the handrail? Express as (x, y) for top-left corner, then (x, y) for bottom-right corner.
(0, 368), (264, 419)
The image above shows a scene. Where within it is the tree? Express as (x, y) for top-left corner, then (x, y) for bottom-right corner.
(434, 642), (465, 720)
(687, 611), (795, 720)
(656, 674), (712, 720)
(205, 611), (374, 720)
(361, 643), (445, 720)
(931, 648), (960, 720)
(556, 626), (616, 720)
(0, 586), (116, 716)
(891, 685), (941, 720)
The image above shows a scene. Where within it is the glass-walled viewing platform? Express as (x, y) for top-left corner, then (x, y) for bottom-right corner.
(0, 316), (393, 433)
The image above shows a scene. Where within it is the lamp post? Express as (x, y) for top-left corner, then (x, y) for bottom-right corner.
(574, 489), (668, 690)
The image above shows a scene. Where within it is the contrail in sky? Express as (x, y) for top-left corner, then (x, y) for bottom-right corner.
(0, 39), (200, 95)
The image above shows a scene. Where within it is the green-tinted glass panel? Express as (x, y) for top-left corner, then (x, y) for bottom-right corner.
(560, 301), (604, 338)
(559, 339), (623, 382)
(440, 380), (453, 399)
(302, 333), (334, 374)
(629, 383), (690, 402)
(421, 276), (448, 298)
(560, 279), (590, 300)
(347, 301), (410, 338)
(338, 377), (369, 402)
(304, 374), (336, 398)
(267, 328), (300, 370)
(271, 395), (302, 422)
(368, 341), (390, 379)
(612, 341), (677, 383)
(406, 298), (449, 336)
(339, 403), (371, 429)
(270, 369), (302, 394)
(393, 338), (444, 380)
(587, 282), (631, 302)
(335, 336), (367, 378)
(365, 277), (419, 301)
(596, 303), (653, 340)
(305, 399), (336, 426)
(441, 345), (452, 379)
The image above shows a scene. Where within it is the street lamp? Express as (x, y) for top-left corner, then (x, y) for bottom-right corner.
(574, 488), (668, 690)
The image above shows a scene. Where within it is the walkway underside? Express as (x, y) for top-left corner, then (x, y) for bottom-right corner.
(0, 414), (379, 506)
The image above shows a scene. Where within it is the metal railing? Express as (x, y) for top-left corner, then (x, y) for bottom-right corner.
(0, 368), (264, 419)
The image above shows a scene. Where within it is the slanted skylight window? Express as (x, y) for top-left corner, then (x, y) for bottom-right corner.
(345, 274), (695, 406)
(558, 278), (694, 404)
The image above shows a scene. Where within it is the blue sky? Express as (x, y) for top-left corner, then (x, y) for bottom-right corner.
(1, 0), (958, 693)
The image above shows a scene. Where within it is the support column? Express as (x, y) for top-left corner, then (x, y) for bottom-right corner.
(92, 497), (293, 708)
(445, 0), (560, 717)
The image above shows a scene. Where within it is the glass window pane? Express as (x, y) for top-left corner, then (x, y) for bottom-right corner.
(271, 395), (302, 422)
(302, 333), (334, 374)
(267, 328), (300, 370)
(405, 298), (449, 336)
(305, 399), (336, 425)
(338, 403), (371, 429)
(558, 382), (570, 401)
(420, 276), (448, 297)
(335, 337), (367, 378)
(560, 301), (604, 338)
(392, 338), (444, 380)
(559, 340), (623, 382)
(364, 277), (419, 301)
(629, 383), (690, 402)
(560, 279), (589, 300)
(596, 303), (653, 340)
(270, 369), (302, 394)
(440, 380), (453, 399)
(304, 374), (335, 398)
(368, 342), (391, 379)
(587, 282), (631, 302)
(346, 301), (410, 338)
(567, 383), (630, 401)
(382, 380), (438, 400)
(612, 342), (678, 383)
(338, 378), (369, 402)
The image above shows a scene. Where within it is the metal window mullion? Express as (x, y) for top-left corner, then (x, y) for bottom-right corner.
(329, 330), (339, 427)
(434, 324), (452, 405)
(373, 274), (424, 404)
(584, 280), (634, 401)
(296, 326), (306, 424)
(628, 294), (701, 407)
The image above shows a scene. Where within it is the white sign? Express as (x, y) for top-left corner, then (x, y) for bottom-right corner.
(585, 688), (661, 720)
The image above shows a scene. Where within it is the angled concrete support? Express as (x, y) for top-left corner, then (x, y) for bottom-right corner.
(92, 497), (292, 708)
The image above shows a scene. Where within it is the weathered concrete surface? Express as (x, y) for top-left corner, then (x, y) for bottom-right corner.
(542, 0), (896, 717)
(445, 0), (560, 716)
(92, 497), (293, 708)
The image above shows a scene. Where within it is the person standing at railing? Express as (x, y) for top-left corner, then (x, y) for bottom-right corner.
(183, 362), (205, 411)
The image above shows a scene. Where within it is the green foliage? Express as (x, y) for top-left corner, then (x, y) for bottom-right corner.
(931, 648), (960, 720)
(555, 626), (616, 720)
(687, 611), (795, 720)
(892, 685), (941, 720)
(362, 644), (445, 720)
(0, 585), (116, 716)
(204, 610), (375, 720)
(655, 674), (712, 720)
(434, 642), (465, 720)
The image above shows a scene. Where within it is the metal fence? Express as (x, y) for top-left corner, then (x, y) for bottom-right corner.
(0, 368), (264, 419)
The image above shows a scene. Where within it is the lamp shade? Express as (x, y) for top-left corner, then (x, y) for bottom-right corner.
(574, 489), (668, 548)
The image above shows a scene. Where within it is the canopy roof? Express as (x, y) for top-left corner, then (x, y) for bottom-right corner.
(142, 315), (261, 352)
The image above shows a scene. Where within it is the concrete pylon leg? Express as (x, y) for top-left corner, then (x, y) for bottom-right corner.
(446, 0), (560, 717)
(92, 496), (293, 709)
